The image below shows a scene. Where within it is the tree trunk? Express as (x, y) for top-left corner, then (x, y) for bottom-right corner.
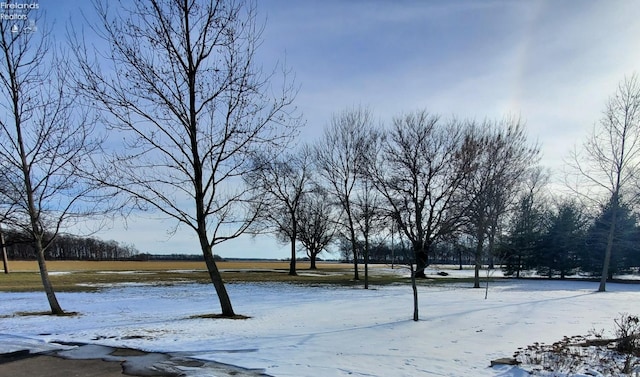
(473, 234), (485, 288)
(199, 234), (235, 317)
(21, 140), (63, 314)
(35, 238), (63, 315)
(364, 235), (369, 289)
(487, 227), (496, 270)
(414, 242), (428, 278)
(344, 203), (359, 281)
(289, 235), (297, 276)
(484, 228), (497, 297)
(1, 226), (8, 274)
(484, 268), (490, 300)
(474, 259), (481, 288)
(309, 252), (317, 270)
(411, 263), (419, 321)
(350, 237), (359, 281)
(599, 203), (618, 292)
(364, 255), (369, 289)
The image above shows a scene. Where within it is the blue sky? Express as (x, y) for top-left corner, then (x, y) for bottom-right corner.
(37, 1), (640, 258)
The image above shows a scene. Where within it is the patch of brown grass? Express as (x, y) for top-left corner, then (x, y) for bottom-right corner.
(4, 260), (208, 272)
(0, 260), (407, 292)
(2, 260), (369, 272)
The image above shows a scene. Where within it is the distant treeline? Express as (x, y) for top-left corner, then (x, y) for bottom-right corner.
(3, 230), (139, 261)
(1, 230), (233, 261)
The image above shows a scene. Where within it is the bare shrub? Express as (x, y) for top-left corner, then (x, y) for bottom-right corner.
(510, 313), (640, 375)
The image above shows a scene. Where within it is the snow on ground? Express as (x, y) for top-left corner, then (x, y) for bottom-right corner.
(1, 276), (640, 376)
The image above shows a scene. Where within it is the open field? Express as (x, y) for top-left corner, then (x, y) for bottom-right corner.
(0, 260), (425, 292)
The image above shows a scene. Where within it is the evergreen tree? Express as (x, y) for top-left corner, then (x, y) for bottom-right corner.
(502, 192), (546, 277)
(537, 201), (586, 279)
(583, 200), (637, 279)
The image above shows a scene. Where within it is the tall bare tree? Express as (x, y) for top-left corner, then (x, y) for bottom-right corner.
(462, 119), (540, 288)
(371, 111), (471, 321)
(567, 74), (640, 292)
(73, 0), (298, 316)
(372, 111), (471, 279)
(0, 10), (105, 314)
(246, 146), (313, 275)
(315, 106), (375, 281)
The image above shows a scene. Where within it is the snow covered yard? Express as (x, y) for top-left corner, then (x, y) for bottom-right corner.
(1, 279), (640, 376)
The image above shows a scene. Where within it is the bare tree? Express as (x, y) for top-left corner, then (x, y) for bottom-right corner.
(0, 10), (107, 314)
(462, 118), (540, 288)
(73, 0), (299, 316)
(296, 186), (338, 270)
(371, 111), (471, 321)
(246, 146), (313, 275)
(567, 74), (640, 292)
(315, 106), (375, 281)
(372, 111), (470, 279)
